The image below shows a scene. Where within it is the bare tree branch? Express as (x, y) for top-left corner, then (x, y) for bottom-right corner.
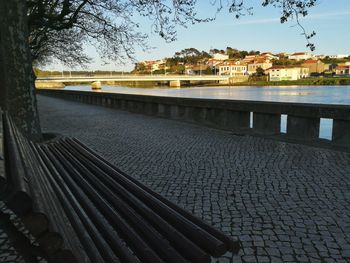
(27, 0), (318, 67)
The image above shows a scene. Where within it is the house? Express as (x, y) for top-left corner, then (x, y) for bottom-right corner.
(260, 52), (279, 60)
(243, 55), (257, 63)
(207, 59), (224, 67)
(212, 53), (229, 60)
(314, 54), (326, 59)
(329, 54), (350, 59)
(185, 64), (210, 75)
(268, 66), (309, 81)
(247, 58), (273, 75)
(277, 52), (288, 58)
(288, 52), (313, 61)
(185, 64), (195, 75)
(207, 59), (223, 75)
(335, 65), (350, 75)
(137, 59), (166, 72)
(301, 60), (327, 74)
(151, 60), (166, 71)
(218, 60), (248, 76)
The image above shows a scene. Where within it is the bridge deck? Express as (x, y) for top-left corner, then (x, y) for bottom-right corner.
(36, 75), (230, 83)
(37, 95), (350, 263)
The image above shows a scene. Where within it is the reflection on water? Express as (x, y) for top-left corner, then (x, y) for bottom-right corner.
(64, 85), (350, 140)
(65, 85), (350, 105)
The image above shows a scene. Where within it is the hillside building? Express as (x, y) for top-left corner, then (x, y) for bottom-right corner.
(335, 65), (350, 75)
(218, 61), (248, 76)
(301, 60), (328, 74)
(212, 53), (229, 60)
(268, 66), (309, 81)
(288, 52), (313, 61)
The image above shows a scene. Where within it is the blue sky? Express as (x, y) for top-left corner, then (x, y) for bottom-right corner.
(53, 0), (350, 71)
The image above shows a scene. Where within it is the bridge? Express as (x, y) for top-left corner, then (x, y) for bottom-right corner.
(35, 74), (247, 88)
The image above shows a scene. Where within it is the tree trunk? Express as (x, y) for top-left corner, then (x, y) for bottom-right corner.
(0, 0), (41, 140)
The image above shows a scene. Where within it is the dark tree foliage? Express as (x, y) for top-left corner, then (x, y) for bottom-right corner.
(27, 0), (317, 67)
(169, 48), (211, 65)
(256, 66), (265, 76)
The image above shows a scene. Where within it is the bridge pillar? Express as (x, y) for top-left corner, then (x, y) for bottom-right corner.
(35, 81), (65, 89)
(219, 80), (229, 84)
(169, 80), (181, 87)
(91, 81), (101, 90)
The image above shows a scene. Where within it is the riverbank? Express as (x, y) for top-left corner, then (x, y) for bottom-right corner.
(231, 77), (350, 86)
(35, 76), (350, 89)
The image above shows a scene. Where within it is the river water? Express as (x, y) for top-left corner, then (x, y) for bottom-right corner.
(64, 85), (350, 140)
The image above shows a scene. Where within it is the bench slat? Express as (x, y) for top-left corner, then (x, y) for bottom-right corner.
(36, 145), (110, 263)
(2, 114), (32, 215)
(49, 143), (180, 263)
(62, 138), (228, 257)
(69, 137), (240, 253)
(0, 113), (6, 190)
(11, 117), (89, 262)
(59, 139), (210, 263)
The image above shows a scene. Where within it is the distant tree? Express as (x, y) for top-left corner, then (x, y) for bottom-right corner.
(173, 48), (203, 64)
(239, 51), (249, 58)
(321, 57), (348, 65)
(202, 67), (214, 75)
(134, 63), (147, 73)
(170, 64), (186, 74)
(200, 51), (212, 59)
(256, 67), (265, 76)
(175, 48), (201, 58)
(210, 49), (220, 54)
(249, 50), (260, 55)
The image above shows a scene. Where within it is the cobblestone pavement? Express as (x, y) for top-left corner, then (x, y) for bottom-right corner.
(37, 95), (350, 263)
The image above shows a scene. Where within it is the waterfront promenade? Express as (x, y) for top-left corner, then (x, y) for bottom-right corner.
(37, 95), (350, 262)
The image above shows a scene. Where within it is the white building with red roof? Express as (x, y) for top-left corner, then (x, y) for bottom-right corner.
(218, 60), (248, 76)
(242, 55), (257, 63)
(260, 52), (279, 60)
(268, 66), (309, 81)
(335, 65), (350, 75)
(247, 58), (273, 75)
(288, 52), (313, 61)
(138, 59), (166, 72)
(212, 53), (229, 60)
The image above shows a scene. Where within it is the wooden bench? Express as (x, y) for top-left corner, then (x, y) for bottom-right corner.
(0, 112), (240, 262)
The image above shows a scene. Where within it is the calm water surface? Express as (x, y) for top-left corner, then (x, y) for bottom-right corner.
(64, 85), (350, 140)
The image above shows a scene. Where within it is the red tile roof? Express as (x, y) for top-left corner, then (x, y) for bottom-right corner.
(336, 65), (350, 69)
(291, 52), (307, 56)
(303, 59), (320, 64)
(268, 65), (303, 70)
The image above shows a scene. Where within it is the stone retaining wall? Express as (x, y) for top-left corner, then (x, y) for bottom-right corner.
(37, 89), (350, 148)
